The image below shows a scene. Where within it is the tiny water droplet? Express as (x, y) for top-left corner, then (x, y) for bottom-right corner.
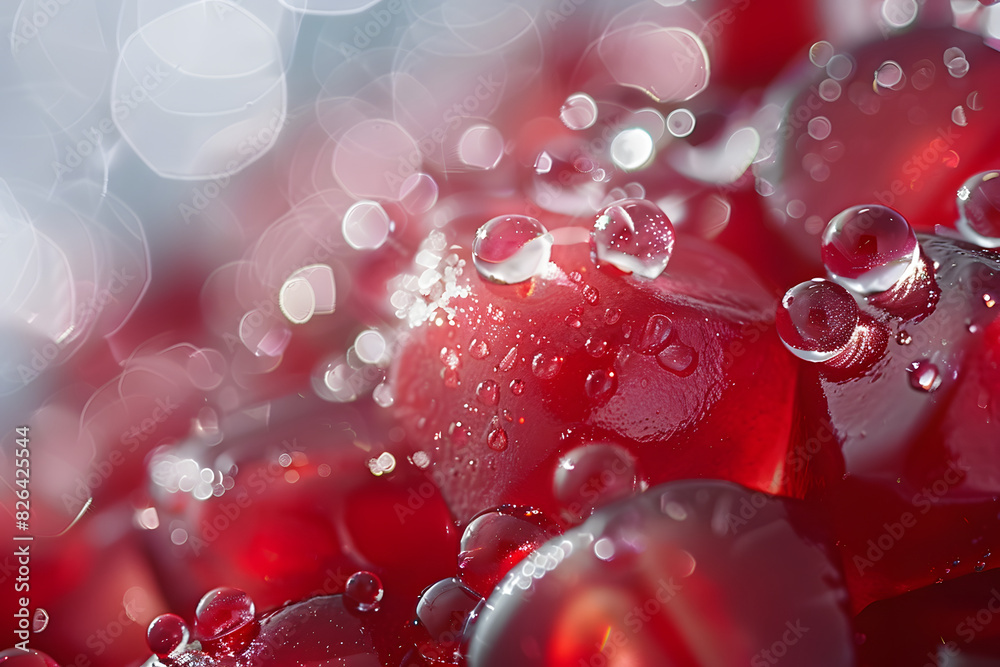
(32, 608), (49, 633)
(592, 199), (676, 279)
(896, 330), (912, 345)
(582, 284), (600, 305)
(956, 171), (1000, 248)
(532, 351), (563, 380)
(564, 314), (582, 328)
(499, 345), (518, 372)
(907, 359), (942, 392)
(147, 613), (189, 658)
(469, 338), (490, 359)
(637, 313), (674, 354)
(585, 337), (609, 357)
(821, 204), (918, 294)
(975, 560), (986, 572)
(604, 308), (621, 325)
(657, 341), (697, 376)
(345, 571), (384, 612)
(473, 215), (553, 284)
(476, 379), (499, 406)
(443, 368), (461, 389)
(487, 417), (509, 452)
(584, 368), (618, 403)
(777, 279), (860, 362)
(509, 379), (525, 395)
(809, 41), (835, 68)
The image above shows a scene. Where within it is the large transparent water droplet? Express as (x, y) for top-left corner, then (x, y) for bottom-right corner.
(592, 199), (675, 279)
(957, 171), (1000, 248)
(908, 359), (942, 392)
(553, 443), (639, 522)
(345, 571), (384, 612)
(473, 215), (553, 285)
(637, 313), (673, 353)
(194, 587), (258, 655)
(147, 614), (190, 658)
(777, 279), (861, 363)
(821, 205), (919, 294)
(559, 93), (598, 130)
(531, 351), (562, 380)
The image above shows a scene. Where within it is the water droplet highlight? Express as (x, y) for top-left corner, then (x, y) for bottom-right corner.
(821, 205), (919, 294)
(345, 571), (384, 612)
(592, 199), (676, 279)
(908, 359), (942, 392)
(532, 351), (563, 380)
(473, 215), (553, 285)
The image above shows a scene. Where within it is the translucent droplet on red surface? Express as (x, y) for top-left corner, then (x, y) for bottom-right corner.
(416, 578), (482, 643)
(476, 379), (499, 406)
(874, 60), (904, 91)
(344, 571), (384, 612)
(553, 443), (639, 522)
(0, 649), (60, 666)
(583, 368), (617, 403)
(531, 351), (562, 380)
(147, 613), (190, 658)
(472, 215), (553, 285)
(458, 507), (559, 597)
(907, 359), (942, 392)
(194, 587), (258, 656)
(592, 199), (675, 279)
(487, 417), (509, 452)
(637, 313), (673, 354)
(957, 171), (1000, 247)
(777, 279), (860, 363)
(821, 205), (918, 294)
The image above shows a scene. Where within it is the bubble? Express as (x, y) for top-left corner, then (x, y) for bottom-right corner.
(343, 200), (391, 250)
(956, 171), (1000, 247)
(826, 54), (855, 81)
(881, 0), (919, 27)
(559, 93), (598, 130)
(610, 128), (654, 171)
(907, 359), (942, 392)
(147, 614), (190, 658)
(354, 329), (386, 364)
(194, 587), (258, 655)
(809, 41), (835, 67)
(417, 578), (482, 644)
(372, 381), (395, 408)
(399, 173), (439, 214)
(666, 109), (696, 138)
(821, 205), (919, 294)
(807, 117), (832, 140)
(278, 276), (316, 324)
(777, 279), (861, 363)
(597, 25), (709, 103)
(458, 124), (505, 170)
(344, 572), (384, 612)
(472, 215), (553, 285)
(554, 443), (639, 521)
(592, 199), (676, 279)
(911, 59), (936, 90)
(874, 61), (905, 90)
(818, 78), (842, 102)
(944, 47), (970, 78)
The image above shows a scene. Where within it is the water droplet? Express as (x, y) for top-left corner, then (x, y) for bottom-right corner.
(458, 124), (504, 170)
(944, 47), (970, 78)
(777, 279), (861, 363)
(821, 205), (919, 294)
(657, 341), (697, 376)
(343, 200), (391, 250)
(487, 417), (509, 452)
(968, 91), (984, 111)
(826, 54), (855, 81)
(469, 338), (490, 360)
(473, 215), (553, 284)
(532, 351), (563, 380)
(345, 572), (384, 612)
(584, 368), (618, 403)
(582, 284), (600, 305)
(564, 314), (582, 328)
(585, 337), (609, 357)
(604, 308), (621, 325)
(952, 105), (968, 127)
(666, 108), (696, 137)
(31, 608), (49, 633)
(975, 560), (987, 572)
(818, 78), (842, 102)
(637, 313), (674, 354)
(476, 379), (500, 406)
(874, 60), (905, 91)
(509, 379), (525, 395)
(372, 381), (395, 408)
(896, 330), (912, 345)
(592, 199), (676, 279)
(809, 41), (835, 68)
(147, 613), (189, 658)
(554, 443), (639, 520)
(908, 359), (942, 392)
(499, 346), (518, 372)
(559, 92), (598, 130)
(610, 128), (654, 171)
(956, 171), (1000, 247)
(443, 368), (460, 389)
(194, 587), (258, 655)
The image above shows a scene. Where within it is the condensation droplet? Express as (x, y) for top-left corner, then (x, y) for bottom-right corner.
(656, 341), (697, 375)
(818, 78), (842, 102)
(469, 338), (490, 360)
(826, 54), (855, 81)
(487, 417), (509, 452)
(874, 60), (905, 91)
(345, 571), (384, 612)
(532, 351), (563, 380)
(777, 279), (861, 363)
(476, 379), (500, 406)
(821, 205), (919, 294)
(32, 608), (49, 633)
(584, 368), (618, 403)
(908, 359), (942, 392)
(637, 313), (674, 354)
(592, 199), (675, 279)
(509, 379), (525, 395)
(957, 172), (1000, 247)
(473, 215), (553, 285)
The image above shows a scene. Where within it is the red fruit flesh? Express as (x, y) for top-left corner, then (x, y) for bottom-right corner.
(390, 234), (797, 523)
